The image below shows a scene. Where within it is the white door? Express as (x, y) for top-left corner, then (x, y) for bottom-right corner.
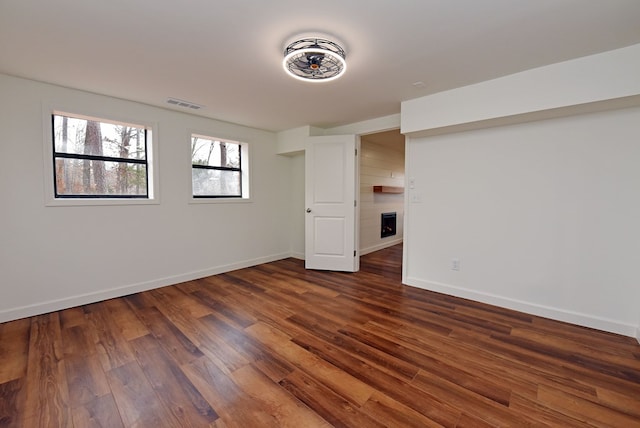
(305, 135), (359, 272)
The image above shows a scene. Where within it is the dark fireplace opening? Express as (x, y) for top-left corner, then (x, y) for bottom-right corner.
(381, 212), (397, 238)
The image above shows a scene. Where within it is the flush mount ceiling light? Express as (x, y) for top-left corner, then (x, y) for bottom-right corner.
(283, 38), (347, 82)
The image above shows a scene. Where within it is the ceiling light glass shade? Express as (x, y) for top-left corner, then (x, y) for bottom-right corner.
(283, 38), (347, 82)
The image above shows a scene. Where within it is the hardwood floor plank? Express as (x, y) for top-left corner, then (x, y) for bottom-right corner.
(217, 272), (268, 294)
(596, 387), (640, 419)
(370, 323), (540, 403)
(363, 375), (462, 427)
(449, 328), (632, 398)
(106, 361), (179, 427)
(103, 298), (149, 341)
(129, 334), (218, 426)
(533, 315), (639, 348)
(508, 392), (597, 428)
(454, 412), (499, 428)
(492, 330), (640, 384)
(411, 369), (541, 427)
(537, 383), (640, 427)
(210, 284), (297, 329)
(190, 288), (258, 330)
(181, 356), (282, 428)
(62, 324), (97, 358)
(511, 327), (640, 366)
(125, 292), (201, 344)
(0, 317), (30, 384)
(132, 293), (249, 375)
(360, 391), (444, 428)
(0, 378), (25, 428)
(153, 284), (214, 319)
(121, 291), (156, 311)
(289, 325), (463, 426)
(70, 393), (124, 428)
(127, 305), (204, 366)
(337, 323), (443, 374)
(84, 303), (136, 371)
(278, 369), (383, 427)
(349, 294), (455, 337)
(65, 353), (111, 407)
(358, 321), (513, 405)
(59, 306), (87, 330)
(289, 315), (420, 382)
(267, 271), (342, 298)
(23, 313), (71, 427)
(232, 365), (332, 428)
(197, 312), (294, 382)
(191, 314), (252, 373)
(245, 321), (375, 407)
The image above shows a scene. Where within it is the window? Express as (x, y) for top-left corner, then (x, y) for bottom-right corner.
(191, 134), (248, 198)
(51, 113), (151, 198)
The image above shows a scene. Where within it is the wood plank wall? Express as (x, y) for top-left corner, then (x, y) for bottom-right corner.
(360, 140), (405, 254)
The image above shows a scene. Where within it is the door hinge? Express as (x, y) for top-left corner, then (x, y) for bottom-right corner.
(355, 148), (358, 156)
(354, 200), (357, 207)
(354, 250), (357, 257)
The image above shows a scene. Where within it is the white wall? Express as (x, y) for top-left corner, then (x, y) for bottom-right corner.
(289, 153), (305, 259)
(404, 107), (640, 336)
(359, 140), (404, 254)
(0, 74), (292, 322)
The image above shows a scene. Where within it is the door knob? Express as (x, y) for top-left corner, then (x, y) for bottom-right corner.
(306, 208), (312, 213)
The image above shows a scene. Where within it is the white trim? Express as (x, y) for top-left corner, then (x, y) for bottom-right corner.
(290, 251), (305, 260)
(187, 129), (252, 203)
(189, 198), (253, 205)
(0, 252), (290, 323)
(360, 238), (403, 256)
(42, 101), (160, 206)
(404, 276), (638, 338)
(401, 137), (412, 283)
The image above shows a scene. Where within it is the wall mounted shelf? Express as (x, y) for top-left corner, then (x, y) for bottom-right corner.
(373, 185), (404, 194)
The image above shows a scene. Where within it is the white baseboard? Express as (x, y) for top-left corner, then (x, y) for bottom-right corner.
(404, 276), (638, 339)
(360, 238), (403, 256)
(0, 252), (290, 323)
(289, 240), (403, 260)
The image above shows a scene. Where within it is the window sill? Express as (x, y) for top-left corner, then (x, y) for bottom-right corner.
(188, 197), (252, 205)
(45, 198), (160, 207)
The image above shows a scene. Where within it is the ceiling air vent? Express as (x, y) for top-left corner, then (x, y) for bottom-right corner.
(166, 98), (203, 110)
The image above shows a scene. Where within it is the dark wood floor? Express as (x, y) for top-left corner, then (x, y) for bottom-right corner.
(1, 244), (639, 427)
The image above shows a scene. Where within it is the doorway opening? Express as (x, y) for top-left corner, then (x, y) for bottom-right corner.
(359, 129), (405, 260)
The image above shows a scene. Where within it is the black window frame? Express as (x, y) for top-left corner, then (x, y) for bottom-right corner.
(191, 137), (243, 199)
(51, 113), (150, 199)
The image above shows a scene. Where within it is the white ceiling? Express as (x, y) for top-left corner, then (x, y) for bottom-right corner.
(2, 0), (640, 132)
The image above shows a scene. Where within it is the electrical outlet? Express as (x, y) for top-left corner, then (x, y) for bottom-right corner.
(451, 258), (460, 271)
